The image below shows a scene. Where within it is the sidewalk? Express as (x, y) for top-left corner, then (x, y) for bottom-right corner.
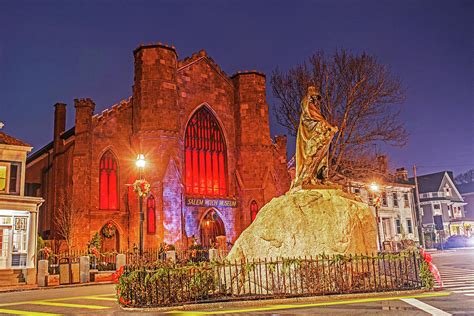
(0, 281), (113, 294)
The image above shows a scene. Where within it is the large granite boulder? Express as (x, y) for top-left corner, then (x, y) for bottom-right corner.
(227, 189), (377, 261)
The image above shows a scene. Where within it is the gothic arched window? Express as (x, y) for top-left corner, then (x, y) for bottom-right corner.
(250, 200), (259, 222)
(185, 107), (227, 196)
(147, 195), (156, 234)
(99, 151), (118, 210)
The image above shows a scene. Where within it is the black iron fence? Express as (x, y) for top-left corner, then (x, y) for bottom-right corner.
(39, 250), (118, 274)
(127, 248), (229, 264)
(40, 248), (230, 275)
(117, 251), (423, 308)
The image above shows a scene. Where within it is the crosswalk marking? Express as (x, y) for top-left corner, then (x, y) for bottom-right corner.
(401, 298), (452, 316)
(435, 266), (474, 297)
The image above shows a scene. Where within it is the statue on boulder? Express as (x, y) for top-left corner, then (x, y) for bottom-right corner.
(226, 85), (377, 263)
(292, 86), (338, 189)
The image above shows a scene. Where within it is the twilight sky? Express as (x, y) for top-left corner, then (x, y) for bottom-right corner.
(1, 0), (472, 177)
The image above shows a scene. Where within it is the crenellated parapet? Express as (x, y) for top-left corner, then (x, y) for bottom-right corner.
(93, 96), (132, 124)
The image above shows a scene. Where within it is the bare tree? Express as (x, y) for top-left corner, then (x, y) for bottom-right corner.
(54, 196), (84, 251)
(271, 50), (408, 178)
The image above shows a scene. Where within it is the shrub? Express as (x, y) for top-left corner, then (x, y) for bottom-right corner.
(420, 261), (434, 289)
(116, 261), (217, 307)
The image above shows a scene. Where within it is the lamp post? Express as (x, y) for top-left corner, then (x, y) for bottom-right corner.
(369, 182), (383, 252)
(136, 154), (146, 256)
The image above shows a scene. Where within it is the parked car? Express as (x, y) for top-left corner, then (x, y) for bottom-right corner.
(444, 235), (473, 249)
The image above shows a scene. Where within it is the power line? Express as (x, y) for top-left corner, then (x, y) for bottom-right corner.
(416, 164), (474, 169)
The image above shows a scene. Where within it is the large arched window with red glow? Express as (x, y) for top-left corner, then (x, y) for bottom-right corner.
(99, 151), (118, 210)
(185, 107), (227, 196)
(147, 195), (156, 234)
(250, 200), (259, 222)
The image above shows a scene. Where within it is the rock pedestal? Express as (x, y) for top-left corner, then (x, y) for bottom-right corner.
(227, 189), (377, 262)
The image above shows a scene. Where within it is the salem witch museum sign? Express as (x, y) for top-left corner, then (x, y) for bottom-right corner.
(185, 197), (238, 208)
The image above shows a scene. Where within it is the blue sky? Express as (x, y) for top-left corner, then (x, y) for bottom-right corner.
(1, 0), (472, 176)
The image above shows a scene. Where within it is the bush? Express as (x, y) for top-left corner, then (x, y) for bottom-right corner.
(420, 261), (434, 289)
(116, 261), (217, 307)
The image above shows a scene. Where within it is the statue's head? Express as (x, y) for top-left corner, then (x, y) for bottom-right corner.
(307, 86), (322, 104)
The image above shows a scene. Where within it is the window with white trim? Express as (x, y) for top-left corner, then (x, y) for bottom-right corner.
(444, 185), (451, 196)
(406, 218), (413, 234)
(392, 192), (399, 207)
(403, 193), (409, 208)
(0, 161), (20, 194)
(381, 192), (388, 206)
(395, 218), (402, 234)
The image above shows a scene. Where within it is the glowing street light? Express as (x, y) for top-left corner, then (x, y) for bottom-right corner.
(369, 182), (379, 193)
(136, 154), (146, 169)
(368, 181), (383, 252)
(136, 154), (146, 256)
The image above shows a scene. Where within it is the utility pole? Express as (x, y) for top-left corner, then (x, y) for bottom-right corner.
(413, 165), (425, 248)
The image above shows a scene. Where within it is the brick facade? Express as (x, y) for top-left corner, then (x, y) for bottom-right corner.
(26, 43), (290, 250)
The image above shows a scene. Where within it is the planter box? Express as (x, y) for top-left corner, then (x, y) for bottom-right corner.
(47, 274), (60, 286)
(94, 271), (114, 282)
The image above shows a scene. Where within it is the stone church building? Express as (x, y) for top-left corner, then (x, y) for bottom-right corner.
(26, 43), (290, 251)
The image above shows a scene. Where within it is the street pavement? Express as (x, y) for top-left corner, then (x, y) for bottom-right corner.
(0, 248), (472, 315)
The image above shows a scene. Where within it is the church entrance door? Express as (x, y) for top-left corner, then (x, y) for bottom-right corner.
(100, 223), (120, 252)
(199, 209), (225, 249)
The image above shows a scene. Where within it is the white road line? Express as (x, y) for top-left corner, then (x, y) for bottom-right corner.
(401, 298), (452, 316)
(442, 286), (474, 291)
(454, 290), (474, 293)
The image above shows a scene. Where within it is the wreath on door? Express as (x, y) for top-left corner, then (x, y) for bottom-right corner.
(102, 222), (116, 239)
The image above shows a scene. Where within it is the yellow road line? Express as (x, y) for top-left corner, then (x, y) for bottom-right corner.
(167, 291), (451, 315)
(80, 296), (117, 301)
(0, 295), (117, 307)
(0, 308), (61, 316)
(27, 301), (110, 310)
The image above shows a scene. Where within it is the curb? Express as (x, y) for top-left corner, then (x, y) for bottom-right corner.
(0, 281), (114, 294)
(121, 289), (428, 313)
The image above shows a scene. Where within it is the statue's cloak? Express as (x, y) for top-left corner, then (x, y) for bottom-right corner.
(294, 95), (335, 186)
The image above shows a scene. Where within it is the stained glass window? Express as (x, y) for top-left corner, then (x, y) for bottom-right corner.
(99, 151), (118, 210)
(185, 107), (227, 196)
(147, 195), (156, 234)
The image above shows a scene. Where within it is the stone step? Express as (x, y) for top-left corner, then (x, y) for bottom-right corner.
(0, 269), (22, 286)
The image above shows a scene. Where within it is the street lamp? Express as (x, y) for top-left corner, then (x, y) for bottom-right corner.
(369, 182), (383, 252)
(136, 154), (146, 256)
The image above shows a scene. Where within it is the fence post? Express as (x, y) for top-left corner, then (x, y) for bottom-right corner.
(208, 248), (219, 262)
(37, 259), (49, 287)
(116, 254), (126, 270)
(166, 250), (176, 263)
(79, 256), (90, 283)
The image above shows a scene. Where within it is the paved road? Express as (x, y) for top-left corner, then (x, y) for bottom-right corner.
(0, 249), (472, 315)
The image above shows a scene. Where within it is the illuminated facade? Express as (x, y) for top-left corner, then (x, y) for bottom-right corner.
(25, 44), (291, 251)
(0, 130), (43, 285)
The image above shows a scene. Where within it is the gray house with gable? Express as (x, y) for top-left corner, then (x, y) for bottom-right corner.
(410, 171), (468, 245)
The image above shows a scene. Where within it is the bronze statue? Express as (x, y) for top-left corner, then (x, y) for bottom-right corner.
(291, 86), (338, 189)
